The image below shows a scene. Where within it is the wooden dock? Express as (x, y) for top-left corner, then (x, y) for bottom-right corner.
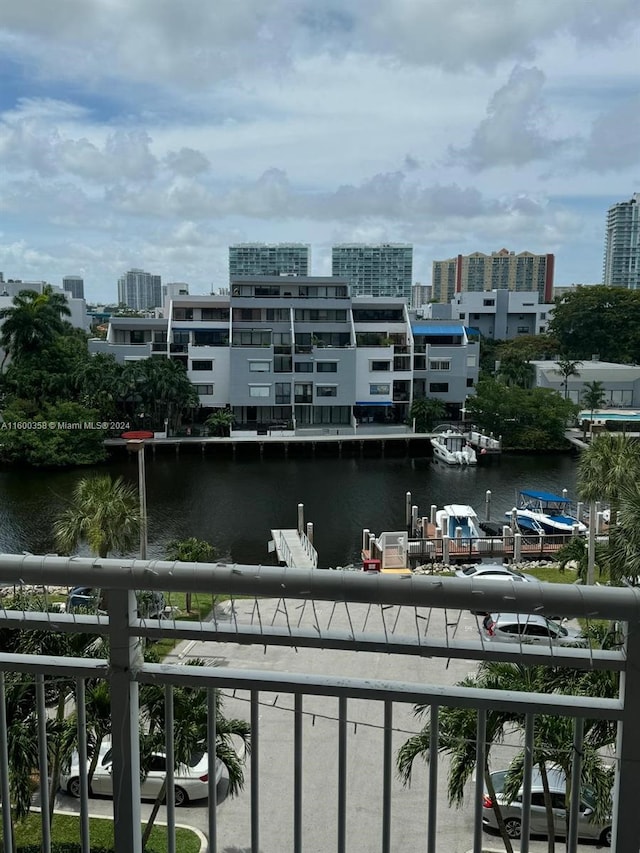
(363, 531), (584, 572)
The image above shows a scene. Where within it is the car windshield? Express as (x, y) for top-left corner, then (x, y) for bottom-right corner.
(545, 617), (568, 636)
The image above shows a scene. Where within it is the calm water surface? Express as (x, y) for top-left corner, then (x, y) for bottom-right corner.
(0, 451), (579, 568)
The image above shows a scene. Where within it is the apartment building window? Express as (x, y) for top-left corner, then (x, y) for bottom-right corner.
(233, 308), (263, 322)
(201, 308), (229, 321)
(275, 383), (291, 404)
(466, 378), (474, 387)
(369, 384), (390, 395)
(294, 309), (348, 323)
(466, 355), (477, 367)
(191, 360), (213, 371)
(429, 382), (449, 393)
(232, 330), (272, 347)
(130, 330), (147, 344)
(312, 362), (335, 374)
(483, 299), (495, 307)
(517, 326), (529, 334)
(194, 330), (228, 346)
(274, 355), (292, 373)
(295, 362), (313, 372)
(316, 385), (338, 397)
(249, 361), (271, 372)
(540, 313), (547, 319)
(254, 285), (280, 296)
(429, 360), (450, 371)
(194, 384), (214, 395)
(370, 360), (391, 371)
(249, 385), (270, 397)
(173, 308), (193, 320)
(266, 308), (290, 322)
(294, 383), (313, 403)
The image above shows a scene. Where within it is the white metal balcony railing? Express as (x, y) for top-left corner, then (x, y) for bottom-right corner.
(0, 555), (639, 852)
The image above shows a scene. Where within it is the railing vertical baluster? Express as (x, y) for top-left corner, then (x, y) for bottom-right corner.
(382, 700), (392, 853)
(36, 673), (51, 853)
(613, 620), (640, 850)
(338, 696), (347, 853)
(567, 716), (584, 853)
(0, 673), (13, 853)
(165, 684), (176, 853)
(251, 690), (260, 852)
(74, 677), (90, 853)
(520, 712), (534, 853)
(427, 704), (439, 853)
(207, 687), (218, 853)
(294, 693), (303, 853)
(473, 709), (487, 853)
(108, 587), (143, 853)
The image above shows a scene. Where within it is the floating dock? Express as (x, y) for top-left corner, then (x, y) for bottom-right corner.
(269, 503), (318, 569)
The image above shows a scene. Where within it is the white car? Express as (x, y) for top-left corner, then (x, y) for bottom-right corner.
(61, 740), (222, 805)
(454, 563), (539, 583)
(481, 612), (584, 646)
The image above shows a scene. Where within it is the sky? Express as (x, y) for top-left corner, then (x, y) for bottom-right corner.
(0, 0), (639, 304)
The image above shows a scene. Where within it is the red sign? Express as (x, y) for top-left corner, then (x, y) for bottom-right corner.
(121, 430), (155, 440)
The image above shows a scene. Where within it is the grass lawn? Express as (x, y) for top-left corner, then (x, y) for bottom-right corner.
(7, 811), (201, 853)
(525, 563), (576, 583)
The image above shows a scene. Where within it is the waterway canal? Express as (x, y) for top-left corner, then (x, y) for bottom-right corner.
(0, 450), (580, 568)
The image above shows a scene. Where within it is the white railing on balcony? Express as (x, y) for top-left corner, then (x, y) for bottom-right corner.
(0, 555), (638, 852)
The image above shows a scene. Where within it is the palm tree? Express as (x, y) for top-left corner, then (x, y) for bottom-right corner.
(0, 286), (71, 369)
(165, 537), (217, 613)
(409, 397), (447, 432)
(140, 660), (250, 849)
(205, 407), (235, 437)
(606, 480), (640, 585)
(554, 359), (582, 400)
(580, 381), (606, 439)
(397, 675), (517, 853)
(53, 474), (141, 558)
(498, 355), (535, 389)
(578, 433), (640, 523)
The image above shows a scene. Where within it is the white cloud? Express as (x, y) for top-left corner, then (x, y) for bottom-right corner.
(449, 66), (571, 170)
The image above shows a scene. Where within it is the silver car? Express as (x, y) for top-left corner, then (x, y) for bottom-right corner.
(481, 612), (584, 646)
(483, 767), (612, 846)
(61, 740), (222, 805)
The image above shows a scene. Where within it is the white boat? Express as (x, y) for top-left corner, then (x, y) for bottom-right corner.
(430, 429), (477, 465)
(435, 504), (483, 539)
(507, 489), (587, 535)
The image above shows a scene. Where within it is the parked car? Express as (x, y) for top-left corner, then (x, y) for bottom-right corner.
(66, 587), (165, 618)
(454, 564), (539, 583)
(481, 612), (584, 646)
(455, 564), (541, 614)
(482, 766), (612, 846)
(61, 740), (222, 806)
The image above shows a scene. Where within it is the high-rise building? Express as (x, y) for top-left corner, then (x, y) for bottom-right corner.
(331, 244), (413, 299)
(431, 249), (554, 303)
(229, 243), (310, 278)
(603, 193), (640, 289)
(117, 269), (162, 311)
(62, 276), (84, 299)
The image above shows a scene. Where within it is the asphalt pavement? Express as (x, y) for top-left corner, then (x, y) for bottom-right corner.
(55, 599), (603, 852)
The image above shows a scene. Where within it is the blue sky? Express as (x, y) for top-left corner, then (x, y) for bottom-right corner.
(0, 0), (639, 302)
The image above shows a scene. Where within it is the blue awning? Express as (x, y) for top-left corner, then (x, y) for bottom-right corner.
(355, 401), (394, 406)
(411, 324), (465, 335)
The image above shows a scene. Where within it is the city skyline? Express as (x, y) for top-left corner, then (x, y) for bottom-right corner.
(0, 2), (639, 302)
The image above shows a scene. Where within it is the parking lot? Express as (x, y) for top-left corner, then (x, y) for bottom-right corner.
(155, 597), (603, 853)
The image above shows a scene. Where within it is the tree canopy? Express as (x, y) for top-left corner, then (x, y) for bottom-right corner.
(548, 286), (640, 362)
(466, 378), (576, 449)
